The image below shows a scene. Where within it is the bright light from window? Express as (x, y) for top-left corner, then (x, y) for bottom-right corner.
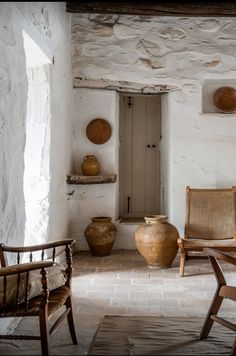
(23, 31), (51, 250)
(23, 30), (51, 68)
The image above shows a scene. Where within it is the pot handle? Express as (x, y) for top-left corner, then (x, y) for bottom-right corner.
(84, 155), (97, 161)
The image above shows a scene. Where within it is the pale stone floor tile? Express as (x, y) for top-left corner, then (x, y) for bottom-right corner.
(83, 284), (115, 291)
(117, 272), (150, 278)
(115, 284), (149, 292)
(76, 270), (99, 277)
(129, 291), (162, 299)
(93, 272), (118, 278)
(1, 250), (236, 355)
(147, 298), (180, 307)
(110, 297), (147, 307)
(93, 278), (131, 285)
(86, 290), (116, 298)
(131, 278), (154, 285)
(162, 290), (210, 299)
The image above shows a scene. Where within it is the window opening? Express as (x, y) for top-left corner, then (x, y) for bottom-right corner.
(23, 31), (51, 248)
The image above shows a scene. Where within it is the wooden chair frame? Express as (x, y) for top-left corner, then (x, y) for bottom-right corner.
(178, 186), (236, 276)
(200, 248), (236, 356)
(0, 239), (78, 355)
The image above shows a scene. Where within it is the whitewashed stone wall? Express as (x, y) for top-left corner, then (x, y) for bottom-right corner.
(0, 3), (27, 250)
(72, 14), (236, 85)
(17, 2), (74, 244)
(0, 2), (73, 332)
(71, 14), (236, 242)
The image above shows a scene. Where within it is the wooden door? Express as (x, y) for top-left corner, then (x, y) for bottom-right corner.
(119, 95), (161, 218)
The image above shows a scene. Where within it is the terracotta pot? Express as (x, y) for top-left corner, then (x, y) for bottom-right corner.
(213, 86), (236, 113)
(81, 155), (100, 176)
(135, 215), (179, 268)
(84, 217), (117, 256)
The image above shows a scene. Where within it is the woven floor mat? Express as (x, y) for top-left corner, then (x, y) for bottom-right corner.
(90, 315), (235, 355)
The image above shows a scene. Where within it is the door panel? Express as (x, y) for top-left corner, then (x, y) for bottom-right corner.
(119, 95), (161, 217)
(132, 97), (146, 213)
(145, 96), (161, 213)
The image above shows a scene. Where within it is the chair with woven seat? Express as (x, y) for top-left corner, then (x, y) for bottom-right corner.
(0, 239), (78, 355)
(200, 248), (236, 355)
(178, 186), (236, 276)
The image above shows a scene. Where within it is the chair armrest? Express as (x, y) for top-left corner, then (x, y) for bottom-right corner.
(0, 261), (55, 277)
(203, 248), (236, 266)
(0, 241), (75, 289)
(0, 239), (75, 253)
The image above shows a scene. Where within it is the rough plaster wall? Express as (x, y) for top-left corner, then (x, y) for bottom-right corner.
(13, 2), (73, 244)
(71, 14), (236, 236)
(44, 3), (74, 242)
(0, 1), (73, 245)
(170, 88), (236, 230)
(0, 2), (73, 332)
(70, 89), (119, 251)
(0, 3), (27, 249)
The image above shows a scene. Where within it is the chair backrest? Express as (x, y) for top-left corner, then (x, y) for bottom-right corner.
(185, 187), (236, 240)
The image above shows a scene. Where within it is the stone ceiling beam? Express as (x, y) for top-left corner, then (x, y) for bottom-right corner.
(66, 2), (236, 17)
(73, 78), (178, 94)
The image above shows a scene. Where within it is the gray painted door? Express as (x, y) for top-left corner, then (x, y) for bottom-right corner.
(119, 95), (161, 218)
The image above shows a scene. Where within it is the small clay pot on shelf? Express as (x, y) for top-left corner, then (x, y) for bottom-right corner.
(81, 155), (100, 176)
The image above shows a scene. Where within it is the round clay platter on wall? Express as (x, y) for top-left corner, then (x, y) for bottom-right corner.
(86, 118), (112, 144)
(213, 86), (236, 113)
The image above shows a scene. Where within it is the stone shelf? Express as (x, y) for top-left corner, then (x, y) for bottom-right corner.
(67, 174), (117, 185)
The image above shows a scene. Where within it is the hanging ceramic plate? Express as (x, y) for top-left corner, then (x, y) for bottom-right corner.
(86, 118), (112, 144)
(213, 86), (236, 113)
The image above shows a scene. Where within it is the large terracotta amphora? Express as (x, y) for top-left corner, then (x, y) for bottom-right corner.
(84, 217), (117, 256)
(135, 215), (179, 268)
(81, 155), (100, 176)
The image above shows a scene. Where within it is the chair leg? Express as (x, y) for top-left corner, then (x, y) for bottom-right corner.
(66, 296), (78, 345)
(179, 251), (186, 277)
(39, 309), (50, 356)
(199, 289), (223, 340)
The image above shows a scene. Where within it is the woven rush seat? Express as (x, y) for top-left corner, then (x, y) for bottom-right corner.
(180, 238), (236, 251)
(0, 285), (70, 317)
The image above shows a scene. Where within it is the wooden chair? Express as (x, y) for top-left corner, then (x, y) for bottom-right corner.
(200, 248), (236, 356)
(178, 186), (236, 276)
(0, 239), (78, 355)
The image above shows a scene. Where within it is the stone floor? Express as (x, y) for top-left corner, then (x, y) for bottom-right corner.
(0, 250), (236, 355)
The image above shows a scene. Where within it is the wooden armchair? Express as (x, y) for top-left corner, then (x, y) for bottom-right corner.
(178, 187), (236, 276)
(0, 239), (78, 355)
(200, 248), (236, 356)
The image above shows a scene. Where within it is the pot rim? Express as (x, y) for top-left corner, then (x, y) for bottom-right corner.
(91, 216), (112, 222)
(144, 215), (168, 223)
